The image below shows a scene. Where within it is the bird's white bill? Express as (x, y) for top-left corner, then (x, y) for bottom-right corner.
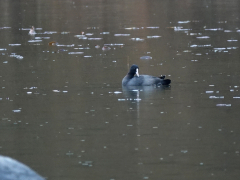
(136, 68), (139, 77)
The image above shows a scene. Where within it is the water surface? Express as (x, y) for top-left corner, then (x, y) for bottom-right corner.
(0, 0), (240, 180)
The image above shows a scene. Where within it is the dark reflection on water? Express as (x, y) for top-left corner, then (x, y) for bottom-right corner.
(0, 0), (240, 180)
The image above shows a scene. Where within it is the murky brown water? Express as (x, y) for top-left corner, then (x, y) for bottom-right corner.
(1, 0), (240, 179)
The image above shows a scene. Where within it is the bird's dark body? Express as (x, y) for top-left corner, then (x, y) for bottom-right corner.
(122, 64), (171, 86)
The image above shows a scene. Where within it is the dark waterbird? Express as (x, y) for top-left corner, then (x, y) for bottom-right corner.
(122, 64), (171, 86)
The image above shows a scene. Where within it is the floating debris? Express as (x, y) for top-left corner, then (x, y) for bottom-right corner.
(216, 104), (231, 107)
(147, 35), (161, 38)
(35, 37), (50, 39)
(125, 27), (140, 30)
(140, 56), (152, 60)
(196, 36), (210, 39)
(227, 47), (238, 49)
(114, 91), (122, 94)
(181, 150), (188, 153)
(104, 43), (124, 46)
(85, 33), (94, 36)
(206, 91), (214, 93)
(0, 27), (11, 29)
(28, 40), (42, 43)
(114, 34), (130, 36)
(205, 28), (223, 31)
(61, 32), (70, 34)
(178, 21), (190, 24)
(57, 44), (74, 47)
(28, 26), (36, 35)
(9, 44), (21, 46)
(146, 26), (159, 29)
(102, 46), (111, 51)
(68, 52), (84, 54)
(174, 27), (192, 31)
(43, 31), (58, 34)
(190, 44), (211, 48)
(12, 110), (21, 113)
(9, 54), (23, 59)
(48, 41), (58, 46)
(88, 38), (102, 40)
(130, 38), (144, 42)
(52, 90), (60, 92)
(227, 40), (238, 42)
(209, 96), (224, 99)
(79, 161), (93, 167)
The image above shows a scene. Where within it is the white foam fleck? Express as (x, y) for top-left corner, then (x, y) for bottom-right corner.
(140, 56), (152, 60)
(216, 104), (231, 107)
(114, 91), (122, 94)
(131, 38), (144, 41)
(28, 40), (42, 43)
(209, 96), (224, 99)
(85, 33), (93, 36)
(196, 36), (210, 39)
(104, 43), (124, 46)
(227, 47), (238, 49)
(0, 27), (11, 29)
(43, 31), (58, 34)
(227, 40), (238, 42)
(27, 92), (32, 94)
(178, 21), (190, 24)
(206, 91), (214, 93)
(88, 38), (102, 40)
(53, 90), (60, 92)
(12, 110), (21, 113)
(181, 150), (188, 153)
(205, 28), (223, 31)
(57, 44), (74, 47)
(147, 35), (161, 38)
(146, 26), (159, 28)
(174, 27), (192, 31)
(35, 37), (50, 39)
(190, 44), (211, 48)
(114, 34), (130, 36)
(9, 44), (21, 46)
(68, 52), (84, 54)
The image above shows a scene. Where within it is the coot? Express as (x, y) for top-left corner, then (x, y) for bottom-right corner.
(122, 64), (171, 86)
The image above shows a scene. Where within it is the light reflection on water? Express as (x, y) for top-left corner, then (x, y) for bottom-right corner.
(0, 0), (240, 180)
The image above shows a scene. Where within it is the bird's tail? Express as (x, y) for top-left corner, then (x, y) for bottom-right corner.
(160, 79), (171, 85)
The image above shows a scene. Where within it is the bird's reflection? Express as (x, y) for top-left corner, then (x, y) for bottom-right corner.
(122, 85), (171, 119)
(122, 85), (171, 99)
